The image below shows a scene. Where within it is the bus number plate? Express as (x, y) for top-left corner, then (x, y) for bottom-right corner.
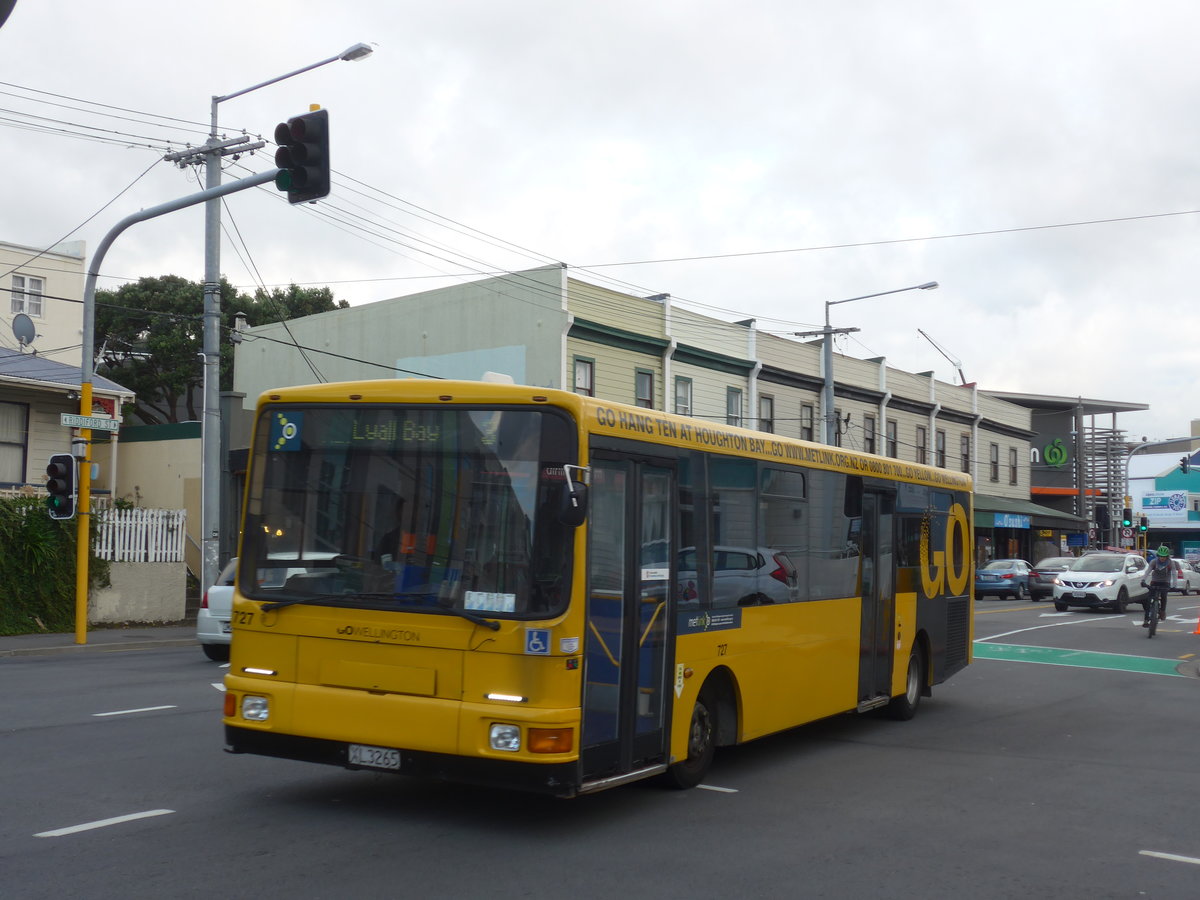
(348, 743), (401, 770)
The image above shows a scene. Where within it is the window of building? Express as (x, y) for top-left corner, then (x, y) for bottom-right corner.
(0, 401), (28, 484)
(916, 426), (928, 464)
(675, 377), (692, 416)
(726, 387), (743, 427)
(935, 429), (946, 468)
(886, 419), (898, 457)
(573, 358), (594, 396)
(989, 443), (1000, 481)
(635, 370), (654, 409)
(1009, 447), (1018, 485)
(863, 414), (876, 454)
(11, 275), (44, 317)
(960, 433), (971, 474)
(800, 404), (814, 442)
(758, 395), (774, 433)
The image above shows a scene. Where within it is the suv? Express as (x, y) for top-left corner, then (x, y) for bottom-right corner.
(1052, 552), (1148, 613)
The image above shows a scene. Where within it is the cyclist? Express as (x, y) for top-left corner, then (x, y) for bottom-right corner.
(1141, 545), (1173, 627)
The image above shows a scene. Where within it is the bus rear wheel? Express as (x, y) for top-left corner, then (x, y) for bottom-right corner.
(665, 688), (716, 789)
(886, 646), (925, 721)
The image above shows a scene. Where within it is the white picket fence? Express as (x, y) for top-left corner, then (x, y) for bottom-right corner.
(93, 507), (187, 563)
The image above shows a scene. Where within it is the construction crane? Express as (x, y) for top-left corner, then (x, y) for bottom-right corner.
(917, 329), (968, 385)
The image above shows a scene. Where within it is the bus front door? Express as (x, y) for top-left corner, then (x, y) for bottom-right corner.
(858, 489), (896, 704)
(581, 458), (673, 784)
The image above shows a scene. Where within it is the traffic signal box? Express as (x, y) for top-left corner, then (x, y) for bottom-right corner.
(45, 453), (77, 520)
(1181, 456), (1191, 474)
(273, 109), (330, 204)
(1121, 507), (1133, 528)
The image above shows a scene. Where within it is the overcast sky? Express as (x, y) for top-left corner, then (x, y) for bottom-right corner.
(2, 1), (1196, 440)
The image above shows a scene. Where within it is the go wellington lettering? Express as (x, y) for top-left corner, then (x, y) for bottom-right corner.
(919, 502), (971, 598)
(336, 624), (422, 642)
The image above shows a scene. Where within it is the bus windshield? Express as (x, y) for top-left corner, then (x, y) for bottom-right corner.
(239, 404), (577, 619)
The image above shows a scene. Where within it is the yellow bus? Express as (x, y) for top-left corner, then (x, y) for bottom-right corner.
(223, 379), (973, 796)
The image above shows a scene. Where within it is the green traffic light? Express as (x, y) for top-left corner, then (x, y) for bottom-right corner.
(274, 170), (293, 191)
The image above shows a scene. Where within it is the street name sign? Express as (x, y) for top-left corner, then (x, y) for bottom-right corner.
(61, 413), (120, 433)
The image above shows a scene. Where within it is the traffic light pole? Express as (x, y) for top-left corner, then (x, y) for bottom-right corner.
(74, 169), (278, 644)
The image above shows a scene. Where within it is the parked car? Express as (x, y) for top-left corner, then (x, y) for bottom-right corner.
(196, 557), (237, 661)
(1030, 556), (1075, 600)
(974, 559), (1034, 600)
(1052, 552), (1148, 612)
(1170, 559), (1200, 594)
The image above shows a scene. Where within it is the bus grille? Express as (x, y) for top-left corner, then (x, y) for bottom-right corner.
(945, 596), (970, 674)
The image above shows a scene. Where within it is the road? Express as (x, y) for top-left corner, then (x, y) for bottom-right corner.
(3, 599), (1199, 899)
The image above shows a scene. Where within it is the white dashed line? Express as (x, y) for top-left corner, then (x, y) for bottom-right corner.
(35, 809), (174, 837)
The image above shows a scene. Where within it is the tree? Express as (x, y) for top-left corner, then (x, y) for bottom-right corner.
(95, 276), (345, 425)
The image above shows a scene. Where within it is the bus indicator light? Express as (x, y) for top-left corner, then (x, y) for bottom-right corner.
(529, 728), (573, 754)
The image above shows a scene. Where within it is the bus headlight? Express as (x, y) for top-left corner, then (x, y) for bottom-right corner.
(242, 695), (270, 721)
(489, 723), (521, 752)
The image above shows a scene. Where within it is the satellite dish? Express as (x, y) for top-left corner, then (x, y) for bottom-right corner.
(12, 313), (36, 348)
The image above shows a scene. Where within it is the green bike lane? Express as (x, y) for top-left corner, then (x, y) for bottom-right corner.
(973, 600), (1200, 678)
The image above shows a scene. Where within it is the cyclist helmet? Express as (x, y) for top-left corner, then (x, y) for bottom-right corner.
(1157, 545), (1171, 557)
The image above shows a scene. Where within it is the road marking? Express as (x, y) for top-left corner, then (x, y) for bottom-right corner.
(92, 705), (176, 717)
(211, 682), (226, 692)
(1038, 612), (1073, 618)
(974, 643), (1186, 677)
(697, 784), (738, 793)
(35, 809), (174, 837)
(1140, 850), (1200, 866)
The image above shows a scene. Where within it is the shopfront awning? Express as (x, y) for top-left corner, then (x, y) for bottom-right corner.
(974, 493), (1088, 532)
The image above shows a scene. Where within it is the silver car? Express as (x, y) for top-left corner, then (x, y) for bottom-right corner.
(196, 557), (236, 661)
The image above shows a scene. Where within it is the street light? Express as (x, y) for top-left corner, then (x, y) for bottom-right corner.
(198, 43), (373, 595)
(795, 281), (938, 444)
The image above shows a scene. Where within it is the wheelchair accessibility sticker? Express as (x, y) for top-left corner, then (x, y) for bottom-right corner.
(525, 628), (551, 655)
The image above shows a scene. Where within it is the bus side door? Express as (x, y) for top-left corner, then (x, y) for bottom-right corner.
(581, 456), (674, 781)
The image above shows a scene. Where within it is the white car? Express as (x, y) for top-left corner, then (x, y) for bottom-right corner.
(1171, 559), (1200, 594)
(678, 545), (799, 606)
(196, 557), (237, 661)
(1052, 552), (1149, 613)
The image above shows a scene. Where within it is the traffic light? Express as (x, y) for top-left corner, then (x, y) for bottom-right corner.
(1095, 505), (1110, 528)
(1121, 507), (1133, 528)
(45, 453), (77, 520)
(273, 109), (330, 204)
(1139, 517), (1149, 532)
(1181, 456), (1191, 474)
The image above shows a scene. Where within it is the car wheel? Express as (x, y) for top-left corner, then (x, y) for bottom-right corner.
(887, 645), (926, 721)
(1054, 601), (1068, 612)
(1112, 587), (1128, 614)
(1014, 582), (1029, 602)
(665, 686), (717, 789)
(202, 643), (230, 662)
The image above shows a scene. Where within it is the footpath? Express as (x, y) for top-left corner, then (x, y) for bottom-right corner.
(0, 624), (197, 658)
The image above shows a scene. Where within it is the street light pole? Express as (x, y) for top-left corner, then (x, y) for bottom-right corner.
(197, 42), (373, 595)
(795, 282), (938, 444)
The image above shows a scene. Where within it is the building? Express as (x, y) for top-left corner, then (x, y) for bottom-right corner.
(1, 239), (133, 495)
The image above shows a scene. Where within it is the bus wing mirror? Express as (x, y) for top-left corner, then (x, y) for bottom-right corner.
(558, 465), (589, 528)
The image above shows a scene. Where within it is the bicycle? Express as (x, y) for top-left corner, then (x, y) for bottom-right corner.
(1141, 581), (1166, 638)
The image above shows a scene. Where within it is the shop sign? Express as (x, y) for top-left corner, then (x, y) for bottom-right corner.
(993, 513), (1030, 529)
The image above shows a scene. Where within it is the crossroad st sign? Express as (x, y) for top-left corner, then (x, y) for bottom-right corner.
(61, 413), (120, 432)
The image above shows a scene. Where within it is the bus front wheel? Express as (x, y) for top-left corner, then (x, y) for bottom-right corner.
(665, 688), (716, 789)
(886, 646), (925, 721)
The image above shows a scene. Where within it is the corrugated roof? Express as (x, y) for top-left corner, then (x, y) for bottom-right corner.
(0, 347), (133, 395)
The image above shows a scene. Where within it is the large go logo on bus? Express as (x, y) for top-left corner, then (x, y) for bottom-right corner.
(918, 502), (970, 598)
